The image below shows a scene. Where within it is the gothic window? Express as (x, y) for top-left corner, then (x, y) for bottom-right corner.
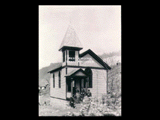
(85, 67), (92, 88)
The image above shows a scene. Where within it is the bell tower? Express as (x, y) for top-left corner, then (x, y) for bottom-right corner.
(59, 25), (83, 67)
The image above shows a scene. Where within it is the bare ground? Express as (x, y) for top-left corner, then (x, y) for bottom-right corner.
(39, 104), (81, 116)
(39, 94), (81, 116)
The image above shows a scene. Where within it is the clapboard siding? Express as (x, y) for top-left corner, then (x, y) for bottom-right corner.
(50, 67), (107, 99)
(89, 69), (107, 98)
(49, 25), (111, 102)
(80, 54), (104, 68)
(50, 68), (66, 99)
(66, 67), (107, 98)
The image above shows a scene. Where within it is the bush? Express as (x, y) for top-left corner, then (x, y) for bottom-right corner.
(79, 95), (121, 116)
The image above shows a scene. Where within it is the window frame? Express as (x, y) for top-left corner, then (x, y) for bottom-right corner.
(63, 51), (65, 62)
(59, 71), (61, 88)
(69, 50), (75, 61)
(53, 73), (55, 88)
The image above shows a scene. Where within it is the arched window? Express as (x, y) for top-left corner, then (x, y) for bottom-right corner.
(59, 71), (61, 88)
(85, 67), (92, 88)
(53, 73), (55, 88)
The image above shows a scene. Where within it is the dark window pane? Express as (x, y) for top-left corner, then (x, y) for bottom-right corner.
(69, 51), (75, 61)
(85, 68), (92, 88)
(67, 79), (71, 92)
(59, 71), (61, 88)
(53, 74), (55, 88)
(63, 51), (65, 62)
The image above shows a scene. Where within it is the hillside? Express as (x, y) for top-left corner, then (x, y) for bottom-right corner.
(39, 62), (61, 86)
(108, 63), (121, 97)
(100, 50), (121, 58)
(99, 50), (121, 66)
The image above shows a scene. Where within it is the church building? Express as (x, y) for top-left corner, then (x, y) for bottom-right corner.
(48, 25), (111, 104)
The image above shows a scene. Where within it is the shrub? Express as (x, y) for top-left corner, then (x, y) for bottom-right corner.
(64, 94), (121, 116)
(79, 95), (121, 116)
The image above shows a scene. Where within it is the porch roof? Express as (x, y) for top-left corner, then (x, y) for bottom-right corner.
(65, 68), (88, 77)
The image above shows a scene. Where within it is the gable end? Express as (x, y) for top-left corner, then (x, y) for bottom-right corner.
(79, 49), (111, 70)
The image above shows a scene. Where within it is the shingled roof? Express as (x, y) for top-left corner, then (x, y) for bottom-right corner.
(59, 25), (83, 51)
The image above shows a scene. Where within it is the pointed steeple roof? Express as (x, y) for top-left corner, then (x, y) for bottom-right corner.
(59, 25), (83, 51)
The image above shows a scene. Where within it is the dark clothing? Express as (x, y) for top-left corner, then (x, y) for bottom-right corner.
(73, 87), (76, 96)
(80, 91), (86, 99)
(69, 97), (75, 108)
(81, 92), (85, 98)
(81, 89), (86, 96)
(76, 92), (81, 103)
(87, 91), (92, 97)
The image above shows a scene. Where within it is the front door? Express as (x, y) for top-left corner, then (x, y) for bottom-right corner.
(70, 78), (82, 97)
(66, 77), (87, 98)
(66, 79), (77, 98)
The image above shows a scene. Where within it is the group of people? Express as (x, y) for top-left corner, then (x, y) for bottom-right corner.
(70, 88), (92, 108)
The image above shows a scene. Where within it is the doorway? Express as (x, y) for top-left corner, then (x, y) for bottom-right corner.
(66, 77), (88, 99)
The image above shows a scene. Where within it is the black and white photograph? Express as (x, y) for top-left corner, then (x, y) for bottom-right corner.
(39, 5), (121, 116)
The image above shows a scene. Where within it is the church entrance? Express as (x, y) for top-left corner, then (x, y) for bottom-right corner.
(65, 68), (89, 99)
(66, 76), (88, 99)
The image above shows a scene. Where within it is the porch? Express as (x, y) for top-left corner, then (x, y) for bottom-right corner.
(65, 68), (89, 99)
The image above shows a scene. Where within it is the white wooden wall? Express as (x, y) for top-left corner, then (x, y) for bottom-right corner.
(80, 54), (107, 98)
(67, 68), (107, 98)
(50, 68), (66, 99)
(50, 52), (108, 99)
(79, 54), (104, 68)
(89, 69), (107, 98)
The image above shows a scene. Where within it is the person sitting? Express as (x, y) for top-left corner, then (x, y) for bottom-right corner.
(80, 88), (86, 101)
(86, 89), (92, 97)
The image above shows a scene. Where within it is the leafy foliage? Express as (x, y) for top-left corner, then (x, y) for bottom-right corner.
(108, 64), (121, 98)
(64, 95), (121, 116)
